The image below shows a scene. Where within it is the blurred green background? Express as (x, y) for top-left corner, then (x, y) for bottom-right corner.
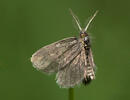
(0, 0), (130, 100)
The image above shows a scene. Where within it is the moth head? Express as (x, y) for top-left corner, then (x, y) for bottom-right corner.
(80, 32), (89, 41)
(80, 31), (87, 37)
(69, 9), (98, 33)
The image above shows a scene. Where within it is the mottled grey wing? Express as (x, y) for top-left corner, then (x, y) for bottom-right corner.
(56, 49), (85, 88)
(86, 48), (96, 80)
(88, 48), (96, 71)
(31, 37), (79, 74)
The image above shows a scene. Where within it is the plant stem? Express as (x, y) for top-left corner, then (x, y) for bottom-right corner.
(68, 88), (74, 100)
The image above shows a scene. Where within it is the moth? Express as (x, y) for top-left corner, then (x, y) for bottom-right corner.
(31, 10), (98, 88)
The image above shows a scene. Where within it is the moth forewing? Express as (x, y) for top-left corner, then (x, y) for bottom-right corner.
(88, 48), (96, 77)
(88, 48), (96, 68)
(87, 48), (96, 80)
(56, 41), (81, 70)
(31, 37), (79, 74)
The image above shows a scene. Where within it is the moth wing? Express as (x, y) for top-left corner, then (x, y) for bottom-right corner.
(86, 48), (96, 80)
(56, 49), (85, 88)
(31, 37), (78, 74)
(55, 40), (81, 70)
(88, 48), (96, 70)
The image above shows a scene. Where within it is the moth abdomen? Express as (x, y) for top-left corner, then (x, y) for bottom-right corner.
(82, 76), (92, 85)
(82, 66), (95, 85)
(87, 67), (95, 80)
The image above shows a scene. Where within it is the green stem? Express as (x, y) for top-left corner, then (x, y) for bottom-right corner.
(68, 88), (74, 100)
